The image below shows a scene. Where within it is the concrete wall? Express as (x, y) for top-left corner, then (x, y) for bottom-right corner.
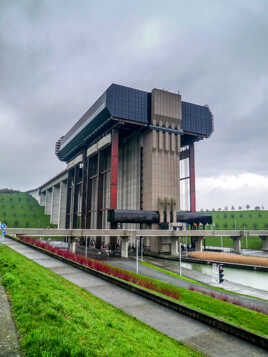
(118, 135), (141, 210)
(143, 89), (181, 214)
(143, 89), (181, 253)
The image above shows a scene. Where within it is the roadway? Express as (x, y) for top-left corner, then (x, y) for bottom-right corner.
(2, 237), (267, 357)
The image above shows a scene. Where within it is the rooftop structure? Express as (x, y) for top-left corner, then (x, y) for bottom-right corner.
(56, 84), (213, 162)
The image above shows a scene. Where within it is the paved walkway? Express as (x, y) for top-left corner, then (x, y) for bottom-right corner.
(3, 238), (268, 357)
(106, 257), (268, 313)
(0, 276), (21, 357)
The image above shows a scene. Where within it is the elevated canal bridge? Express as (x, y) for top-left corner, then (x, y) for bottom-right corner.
(6, 228), (268, 257)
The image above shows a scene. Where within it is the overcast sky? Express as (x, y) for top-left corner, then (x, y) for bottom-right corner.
(1, 0), (268, 210)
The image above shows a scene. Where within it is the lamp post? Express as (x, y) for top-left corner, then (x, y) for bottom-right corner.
(244, 224), (248, 249)
(179, 242), (182, 276)
(136, 238), (139, 274)
(140, 237), (144, 262)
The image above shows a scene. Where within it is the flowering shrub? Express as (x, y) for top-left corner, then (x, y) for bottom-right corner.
(189, 285), (267, 315)
(18, 236), (180, 301)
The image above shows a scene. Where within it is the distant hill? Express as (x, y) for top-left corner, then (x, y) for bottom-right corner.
(203, 210), (268, 250)
(0, 192), (53, 228)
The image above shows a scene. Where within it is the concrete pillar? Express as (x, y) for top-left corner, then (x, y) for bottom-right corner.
(150, 228), (161, 253)
(58, 181), (67, 228)
(260, 236), (268, 251)
(192, 236), (204, 251)
(44, 189), (52, 216)
(141, 90), (181, 253)
(51, 185), (60, 225)
(70, 238), (77, 254)
(232, 236), (242, 254)
(40, 192), (46, 206)
(170, 237), (178, 256)
(121, 237), (129, 258)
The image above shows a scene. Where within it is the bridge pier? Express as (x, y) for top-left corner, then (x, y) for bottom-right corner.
(121, 237), (129, 258)
(231, 234), (242, 254)
(192, 236), (204, 251)
(260, 236), (268, 251)
(70, 238), (78, 254)
(171, 237), (178, 256)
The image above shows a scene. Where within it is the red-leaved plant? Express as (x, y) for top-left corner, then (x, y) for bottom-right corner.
(18, 236), (180, 301)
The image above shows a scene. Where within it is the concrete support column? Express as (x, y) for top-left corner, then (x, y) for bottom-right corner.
(58, 181), (67, 228)
(189, 142), (196, 213)
(121, 237), (129, 258)
(70, 238), (77, 254)
(232, 236), (242, 254)
(40, 192), (46, 206)
(192, 236), (204, 251)
(260, 236), (268, 251)
(150, 227), (161, 253)
(44, 189), (52, 216)
(51, 185), (60, 225)
(170, 237), (178, 256)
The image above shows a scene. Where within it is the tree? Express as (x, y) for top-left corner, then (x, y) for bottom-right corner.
(253, 222), (258, 230)
(224, 206), (228, 211)
(264, 223), (268, 229)
(238, 206), (242, 210)
(255, 206), (260, 210)
(218, 208), (222, 211)
(223, 223), (228, 229)
(231, 205), (235, 210)
(246, 204), (250, 210)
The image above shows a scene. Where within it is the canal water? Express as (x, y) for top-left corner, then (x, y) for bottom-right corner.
(178, 260), (268, 292)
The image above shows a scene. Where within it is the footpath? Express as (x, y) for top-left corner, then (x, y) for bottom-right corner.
(0, 274), (20, 356)
(2, 237), (268, 357)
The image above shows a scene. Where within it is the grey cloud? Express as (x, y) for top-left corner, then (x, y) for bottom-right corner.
(0, 0), (268, 205)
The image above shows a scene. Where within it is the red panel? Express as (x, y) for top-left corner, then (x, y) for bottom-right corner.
(189, 143), (196, 212)
(110, 130), (119, 209)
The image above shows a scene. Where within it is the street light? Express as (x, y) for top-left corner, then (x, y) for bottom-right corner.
(136, 238), (139, 274)
(179, 242), (182, 276)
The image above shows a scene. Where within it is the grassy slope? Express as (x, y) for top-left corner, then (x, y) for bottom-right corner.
(0, 245), (203, 357)
(202, 210), (268, 249)
(5, 239), (268, 340)
(0, 192), (52, 228)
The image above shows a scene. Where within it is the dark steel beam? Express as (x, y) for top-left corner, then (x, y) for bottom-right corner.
(189, 143), (196, 213)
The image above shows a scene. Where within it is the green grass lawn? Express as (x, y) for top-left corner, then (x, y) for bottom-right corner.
(0, 192), (52, 228)
(0, 245), (203, 357)
(200, 209), (268, 249)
